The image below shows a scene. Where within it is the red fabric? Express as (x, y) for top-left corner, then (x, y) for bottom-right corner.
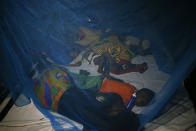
(111, 59), (147, 75)
(100, 78), (136, 105)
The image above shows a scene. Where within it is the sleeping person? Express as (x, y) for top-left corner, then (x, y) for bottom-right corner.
(29, 52), (154, 131)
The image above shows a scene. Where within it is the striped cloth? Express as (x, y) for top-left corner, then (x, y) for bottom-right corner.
(34, 67), (74, 111)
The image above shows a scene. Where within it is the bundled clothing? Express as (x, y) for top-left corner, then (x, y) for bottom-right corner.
(94, 52), (148, 75)
(90, 35), (135, 61)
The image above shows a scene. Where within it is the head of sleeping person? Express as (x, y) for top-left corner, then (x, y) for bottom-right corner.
(135, 88), (155, 107)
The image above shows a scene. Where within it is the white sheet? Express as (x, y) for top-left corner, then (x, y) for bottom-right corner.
(0, 99), (83, 131)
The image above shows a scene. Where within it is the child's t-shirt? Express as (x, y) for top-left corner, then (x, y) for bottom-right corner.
(99, 78), (137, 106)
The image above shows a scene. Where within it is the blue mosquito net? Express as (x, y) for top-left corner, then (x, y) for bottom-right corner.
(0, 0), (196, 130)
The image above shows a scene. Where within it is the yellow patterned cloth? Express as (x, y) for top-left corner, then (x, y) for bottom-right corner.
(90, 36), (135, 61)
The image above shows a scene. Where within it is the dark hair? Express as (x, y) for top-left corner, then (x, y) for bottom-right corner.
(135, 88), (155, 106)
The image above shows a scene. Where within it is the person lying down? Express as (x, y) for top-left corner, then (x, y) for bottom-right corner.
(31, 65), (155, 131)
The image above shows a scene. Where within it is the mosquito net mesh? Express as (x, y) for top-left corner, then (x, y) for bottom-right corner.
(0, 0), (196, 130)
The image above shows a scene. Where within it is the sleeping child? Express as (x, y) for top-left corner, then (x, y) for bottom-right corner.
(30, 52), (155, 131)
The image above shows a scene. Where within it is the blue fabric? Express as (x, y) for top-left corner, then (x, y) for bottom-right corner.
(44, 81), (52, 107)
(0, 0), (196, 130)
